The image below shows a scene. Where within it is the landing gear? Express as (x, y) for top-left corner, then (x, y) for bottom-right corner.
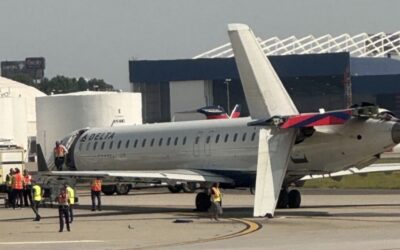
(195, 192), (211, 211)
(182, 182), (197, 193)
(288, 189), (301, 208)
(101, 185), (116, 195)
(276, 188), (302, 209)
(115, 184), (131, 195)
(168, 184), (183, 193)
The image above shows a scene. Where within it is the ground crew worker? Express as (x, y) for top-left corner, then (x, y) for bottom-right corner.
(57, 186), (70, 232)
(31, 181), (43, 221)
(65, 184), (75, 223)
(11, 168), (24, 209)
(5, 168), (14, 208)
(209, 183), (223, 221)
(91, 177), (102, 211)
(23, 169), (33, 207)
(54, 141), (68, 171)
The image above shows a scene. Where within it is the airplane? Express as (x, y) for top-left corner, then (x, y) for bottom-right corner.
(37, 23), (400, 218)
(172, 104), (241, 121)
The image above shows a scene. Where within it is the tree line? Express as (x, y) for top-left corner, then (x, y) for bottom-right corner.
(10, 74), (114, 95)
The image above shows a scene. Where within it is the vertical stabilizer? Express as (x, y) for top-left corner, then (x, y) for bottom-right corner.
(228, 24), (298, 119)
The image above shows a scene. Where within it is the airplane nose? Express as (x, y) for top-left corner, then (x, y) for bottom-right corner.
(392, 122), (400, 144)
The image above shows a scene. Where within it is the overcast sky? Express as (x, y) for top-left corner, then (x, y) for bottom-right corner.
(0, 0), (399, 90)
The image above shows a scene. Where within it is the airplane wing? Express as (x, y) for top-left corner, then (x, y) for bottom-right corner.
(228, 24), (298, 217)
(300, 163), (400, 181)
(40, 169), (234, 185)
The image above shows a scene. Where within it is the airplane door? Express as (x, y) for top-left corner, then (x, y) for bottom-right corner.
(193, 131), (203, 157)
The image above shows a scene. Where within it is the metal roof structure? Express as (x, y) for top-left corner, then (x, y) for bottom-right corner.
(194, 32), (400, 59)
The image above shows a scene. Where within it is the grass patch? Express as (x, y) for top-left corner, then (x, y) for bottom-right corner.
(303, 172), (400, 189)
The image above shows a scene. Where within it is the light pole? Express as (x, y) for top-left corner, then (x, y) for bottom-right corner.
(224, 78), (232, 114)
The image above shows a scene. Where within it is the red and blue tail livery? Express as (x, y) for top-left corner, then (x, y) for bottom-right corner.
(281, 110), (352, 129)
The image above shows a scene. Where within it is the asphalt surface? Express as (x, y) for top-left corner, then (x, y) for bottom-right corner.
(1, 188), (400, 250)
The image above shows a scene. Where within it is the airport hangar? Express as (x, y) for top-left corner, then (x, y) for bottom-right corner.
(129, 32), (400, 123)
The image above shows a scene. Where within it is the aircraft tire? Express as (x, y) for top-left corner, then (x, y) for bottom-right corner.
(277, 189), (289, 208)
(102, 185), (116, 195)
(168, 185), (183, 193)
(195, 192), (211, 211)
(115, 184), (131, 195)
(288, 189), (301, 208)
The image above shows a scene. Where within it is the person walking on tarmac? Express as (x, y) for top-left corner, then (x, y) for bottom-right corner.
(65, 184), (75, 223)
(23, 169), (33, 207)
(31, 181), (43, 221)
(57, 186), (70, 232)
(11, 168), (24, 209)
(91, 177), (102, 211)
(54, 141), (68, 171)
(209, 183), (223, 221)
(5, 168), (14, 208)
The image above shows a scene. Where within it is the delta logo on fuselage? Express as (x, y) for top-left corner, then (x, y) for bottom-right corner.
(80, 132), (116, 142)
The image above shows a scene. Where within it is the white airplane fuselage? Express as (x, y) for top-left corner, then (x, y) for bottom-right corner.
(67, 116), (398, 187)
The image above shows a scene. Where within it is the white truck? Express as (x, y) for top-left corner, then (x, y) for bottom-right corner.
(0, 144), (25, 193)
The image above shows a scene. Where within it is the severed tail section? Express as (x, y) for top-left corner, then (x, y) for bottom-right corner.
(228, 23), (298, 217)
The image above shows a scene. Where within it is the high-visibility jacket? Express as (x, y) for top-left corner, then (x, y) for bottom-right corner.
(91, 179), (102, 192)
(54, 145), (67, 157)
(58, 192), (69, 206)
(66, 186), (75, 204)
(211, 187), (222, 202)
(12, 173), (23, 190)
(24, 175), (32, 186)
(32, 185), (42, 201)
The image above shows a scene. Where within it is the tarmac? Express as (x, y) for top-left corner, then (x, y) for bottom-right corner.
(1, 188), (400, 250)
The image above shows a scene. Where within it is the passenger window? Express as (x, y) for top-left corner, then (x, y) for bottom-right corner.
(233, 133), (238, 142)
(174, 137), (178, 146)
(224, 134), (229, 143)
(167, 137), (171, 146)
(182, 136), (187, 145)
(117, 140), (122, 149)
(93, 141), (98, 150)
(242, 133), (247, 141)
(251, 132), (256, 141)
(109, 141), (113, 149)
(195, 136), (200, 144)
(159, 138), (163, 146)
(215, 134), (220, 143)
(101, 141), (105, 150)
(142, 139), (146, 147)
(134, 139), (138, 148)
(150, 138), (155, 147)
(86, 142), (91, 151)
(125, 140), (130, 148)
(206, 136), (211, 144)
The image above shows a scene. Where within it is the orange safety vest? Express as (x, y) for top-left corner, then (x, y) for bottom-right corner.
(24, 175), (32, 185)
(54, 146), (66, 157)
(91, 179), (102, 192)
(58, 192), (69, 205)
(12, 173), (23, 190)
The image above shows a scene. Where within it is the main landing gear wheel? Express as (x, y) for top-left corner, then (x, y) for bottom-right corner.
(102, 185), (116, 195)
(115, 184), (131, 195)
(288, 189), (301, 208)
(195, 192), (211, 211)
(168, 184), (183, 193)
(277, 189), (289, 208)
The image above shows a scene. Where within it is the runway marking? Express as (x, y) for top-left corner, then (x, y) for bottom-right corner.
(132, 217), (262, 249)
(0, 240), (104, 245)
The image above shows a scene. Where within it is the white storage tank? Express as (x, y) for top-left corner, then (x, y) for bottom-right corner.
(36, 91), (142, 160)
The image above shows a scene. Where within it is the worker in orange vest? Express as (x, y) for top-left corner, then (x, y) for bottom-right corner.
(54, 141), (68, 171)
(11, 168), (24, 209)
(57, 186), (70, 232)
(91, 177), (102, 211)
(23, 169), (33, 207)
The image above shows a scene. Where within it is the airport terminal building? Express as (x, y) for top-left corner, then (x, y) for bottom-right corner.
(129, 32), (400, 123)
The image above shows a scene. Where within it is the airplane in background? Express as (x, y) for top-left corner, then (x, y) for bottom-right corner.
(172, 104), (241, 122)
(38, 24), (400, 218)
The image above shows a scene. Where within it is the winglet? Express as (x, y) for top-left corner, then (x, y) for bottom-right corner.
(37, 144), (50, 172)
(228, 23), (298, 119)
